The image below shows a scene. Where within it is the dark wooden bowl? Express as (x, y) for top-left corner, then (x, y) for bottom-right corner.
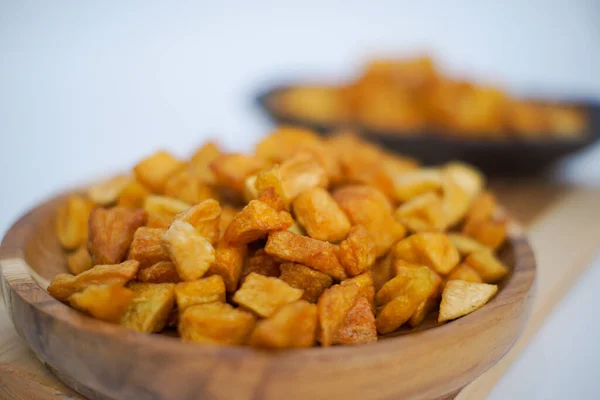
(0, 192), (535, 400)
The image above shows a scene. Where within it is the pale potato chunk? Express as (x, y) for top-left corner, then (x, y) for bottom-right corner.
(249, 300), (317, 348)
(210, 153), (270, 193)
(164, 167), (215, 205)
(293, 187), (351, 242)
(233, 273), (303, 317)
(144, 195), (191, 221)
(448, 233), (489, 256)
(438, 280), (498, 322)
(56, 194), (94, 250)
(444, 162), (484, 200)
(134, 151), (184, 193)
(392, 233), (460, 275)
(179, 303), (256, 345)
(394, 192), (447, 233)
(163, 220), (215, 281)
(465, 251), (509, 283)
(120, 282), (176, 333)
(175, 199), (221, 245)
(279, 153), (329, 202)
(88, 175), (131, 206)
(175, 275), (226, 310)
(392, 169), (443, 202)
(69, 284), (133, 323)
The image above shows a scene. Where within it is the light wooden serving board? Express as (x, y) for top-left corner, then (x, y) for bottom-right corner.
(1, 183), (599, 400)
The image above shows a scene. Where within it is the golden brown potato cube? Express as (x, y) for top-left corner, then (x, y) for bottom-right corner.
(408, 296), (439, 328)
(137, 261), (180, 283)
(439, 280), (498, 322)
(338, 226), (376, 277)
(465, 251), (509, 283)
(249, 300), (317, 348)
(334, 297), (377, 345)
(441, 175), (471, 227)
(279, 263), (333, 303)
(48, 259), (139, 302)
(394, 192), (447, 233)
(279, 153), (329, 202)
(120, 282), (176, 333)
(210, 153), (269, 193)
(341, 271), (375, 311)
(66, 246), (92, 275)
(255, 126), (322, 162)
(292, 187), (351, 242)
(56, 194), (94, 250)
(117, 179), (151, 208)
(175, 199), (221, 245)
(88, 175), (131, 206)
(444, 162), (484, 201)
(208, 240), (247, 292)
(392, 233), (460, 275)
(164, 166), (215, 205)
(257, 187), (287, 213)
(179, 302), (256, 345)
(189, 142), (221, 184)
(143, 195), (191, 221)
(219, 206), (238, 238)
(375, 266), (438, 334)
(317, 282), (360, 347)
(242, 249), (281, 283)
(68, 284), (133, 323)
(232, 273), (303, 317)
(223, 200), (293, 246)
(146, 212), (173, 229)
(448, 233), (489, 256)
(255, 168), (287, 208)
(464, 191), (497, 227)
(265, 231), (347, 280)
(175, 275), (226, 310)
(463, 219), (507, 250)
(392, 169), (443, 202)
(298, 140), (344, 185)
(128, 227), (169, 269)
(134, 151), (184, 194)
(88, 207), (147, 265)
(371, 253), (394, 292)
(163, 220), (215, 281)
(333, 185), (406, 257)
(447, 263), (483, 283)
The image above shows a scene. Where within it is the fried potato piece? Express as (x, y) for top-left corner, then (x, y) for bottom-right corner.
(464, 191), (497, 227)
(208, 240), (247, 292)
(394, 192), (447, 233)
(189, 142), (221, 184)
(175, 275), (226, 310)
(265, 231), (347, 280)
(279, 153), (329, 202)
(88, 207), (147, 265)
(134, 151), (184, 193)
(69, 284), (133, 323)
(175, 199), (221, 244)
(56, 194), (94, 250)
(233, 273), (303, 317)
(219, 206), (238, 238)
(444, 162), (484, 201)
(146, 213), (173, 229)
(120, 282), (176, 333)
(333, 185), (406, 257)
(137, 261), (180, 283)
(293, 187), (351, 242)
(164, 167), (215, 205)
(242, 249), (281, 283)
(223, 200), (293, 246)
(117, 179), (151, 208)
(88, 175), (131, 206)
(463, 219), (507, 250)
(392, 233), (460, 275)
(392, 169), (443, 202)
(447, 263), (483, 283)
(341, 272), (375, 310)
(66, 246), (92, 275)
(279, 263), (333, 303)
(128, 227), (169, 269)
(144, 195), (191, 221)
(438, 280), (498, 322)
(163, 220), (216, 281)
(249, 300), (317, 348)
(371, 253), (394, 292)
(255, 126), (322, 162)
(255, 168), (287, 208)
(334, 297), (377, 345)
(48, 259), (139, 302)
(257, 187), (287, 213)
(210, 154), (269, 193)
(448, 233), (489, 256)
(375, 266), (438, 334)
(464, 251), (509, 283)
(442, 175), (471, 227)
(338, 226), (376, 277)
(408, 296), (439, 328)
(179, 302), (255, 345)
(317, 282), (360, 347)
(287, 220), (306, 236)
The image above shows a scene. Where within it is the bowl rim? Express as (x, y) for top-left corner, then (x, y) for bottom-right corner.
(0, 190), (536, 360)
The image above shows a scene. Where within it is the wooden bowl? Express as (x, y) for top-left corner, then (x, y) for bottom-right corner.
(0, 192), (535, 400)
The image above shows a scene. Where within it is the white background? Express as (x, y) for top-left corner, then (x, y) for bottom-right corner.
(1, 1), (599, 398)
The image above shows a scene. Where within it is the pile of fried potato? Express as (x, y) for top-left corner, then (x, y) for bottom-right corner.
(273, 56), (587, 138)
(50, 127), (509, 348)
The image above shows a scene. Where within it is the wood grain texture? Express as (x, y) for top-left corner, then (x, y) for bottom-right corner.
(0, 191), (534, 400)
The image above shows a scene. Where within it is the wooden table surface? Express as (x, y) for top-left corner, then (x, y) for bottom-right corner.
(1, 182), (599, 400)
